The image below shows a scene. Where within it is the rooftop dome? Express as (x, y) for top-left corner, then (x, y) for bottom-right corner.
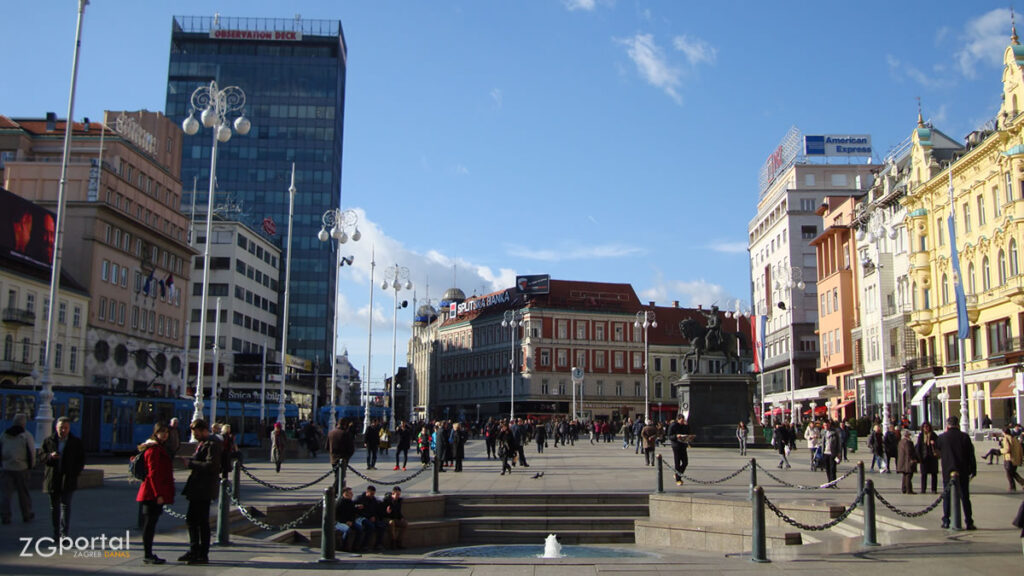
(441, 287), (466, 303)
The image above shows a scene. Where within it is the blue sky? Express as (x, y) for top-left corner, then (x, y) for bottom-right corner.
(0, 1), (1016, 386)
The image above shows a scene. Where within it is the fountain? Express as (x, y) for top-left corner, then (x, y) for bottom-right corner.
(541, 534), (563, 558)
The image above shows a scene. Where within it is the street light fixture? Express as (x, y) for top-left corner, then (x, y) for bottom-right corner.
(774, 263), (805, 425)
(317, 208), (359, 431)
(634, 310), (657, 421)
(382, 264), (411, 432)
(856, 211), (899, 433)
(181, 80), (250, 433)
(937, 391), (950, 425)
(502, 309), (526, 420)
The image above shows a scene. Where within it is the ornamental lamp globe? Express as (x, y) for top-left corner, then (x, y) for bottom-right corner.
(182, 112), (199, 135)
(233, 114), (251, 135)
(201, 106), (218, 128)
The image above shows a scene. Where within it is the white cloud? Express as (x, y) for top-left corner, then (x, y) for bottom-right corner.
(885, 53), (948, 88)
(616, 33), (682, 104)
(490, 88), (503, 108)
(453, 164), (470, 175)
(673, 35), (717, 66)
(707, 241), (748, 254)
(956, 8), (1011, 78)
(563, 0), (596, 11)
(638, 277), (734, 310)
(505, 242), (645, 262)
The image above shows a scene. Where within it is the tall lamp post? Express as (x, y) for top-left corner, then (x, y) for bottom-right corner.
(856, 212), (898, 434)
(502, 309), (526, 420)
(181, 80), (250, 432)
(634, 310), (657, 421)
(276, 166), (297, 426)
(382, 265), (411, 432)
(317, 209), (359, 431)
(774, 263), (805, 425)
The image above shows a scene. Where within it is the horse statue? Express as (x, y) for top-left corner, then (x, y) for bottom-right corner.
(679, 311), (740, 374)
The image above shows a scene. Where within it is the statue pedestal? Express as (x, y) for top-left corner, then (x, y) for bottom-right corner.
(673, 372), (755, 445)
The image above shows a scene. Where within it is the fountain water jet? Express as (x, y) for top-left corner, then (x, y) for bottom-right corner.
(541, 534), (563, 558)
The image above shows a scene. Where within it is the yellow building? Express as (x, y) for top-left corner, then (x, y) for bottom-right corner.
(903, 28), (1024, 430)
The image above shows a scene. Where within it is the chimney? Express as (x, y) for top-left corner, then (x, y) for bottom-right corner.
(698, 304), (703, 311)
(45, 112), (57, 132)
(83, 117), (90, 132)
(672, 301), (679, 308)
(648, 301), (655, 307)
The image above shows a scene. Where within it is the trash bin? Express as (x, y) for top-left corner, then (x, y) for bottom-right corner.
(846, 429), (858, 453)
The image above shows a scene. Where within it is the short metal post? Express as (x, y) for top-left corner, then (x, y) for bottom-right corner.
(862, 479), (878, 547)
(751, 486), (769, 563)
(857, 460), (865, 496)
(319, 486), (338, 563)
(950, 472), (962, 531)
(217, 478), (231, 546)
(429, 451), (440, 495)
(334, 460), (345, 499)
(656, 454), (664, 494)
(749, 458), (757, 501)
(232, 455), (242, 501)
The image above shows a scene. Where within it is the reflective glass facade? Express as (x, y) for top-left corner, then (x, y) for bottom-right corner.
(166, 16), (347, 364)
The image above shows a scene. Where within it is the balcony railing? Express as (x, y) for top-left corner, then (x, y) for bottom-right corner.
(2, 308), (35, 325)
(905, 355), (937, 371)
(0, 360), (34, 375)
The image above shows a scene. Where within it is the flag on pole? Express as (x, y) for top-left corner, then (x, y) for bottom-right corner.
(165, 274), (175, 299)
(143, 270), (155, 297)
(947, 170), (969, 339)
(752, 314), (767, 372)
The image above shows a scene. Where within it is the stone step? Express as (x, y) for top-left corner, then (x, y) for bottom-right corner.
(459, 528), (635, 545)
(458, 516), (636, 534)
(446, 502), (649, 518)
(635, 518), (803, 552)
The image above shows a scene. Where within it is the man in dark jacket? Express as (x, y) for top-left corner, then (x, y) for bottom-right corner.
(667, 415), (692, 485)
(327, 419), (355, 469)
(333, 486), (364, 552)
(41, 417), (84, 538)
(936, 416), (977, 530)
(381, 485), (407, 549)
(179, 419), (222, 564)
(364, 419), (381, 470)
(883, 426), (900, 473)
(354, 485), (387, 551)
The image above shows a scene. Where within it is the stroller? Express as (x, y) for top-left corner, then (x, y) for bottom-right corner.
(811, 445), (824, 472)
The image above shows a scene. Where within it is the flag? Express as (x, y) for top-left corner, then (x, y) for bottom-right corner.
(165, 274), (175, 299)
(752, 314), (767, 372)
(159, 279), (166, 298)
(143, 270), (155, 297)
(948, 172), (969, 339)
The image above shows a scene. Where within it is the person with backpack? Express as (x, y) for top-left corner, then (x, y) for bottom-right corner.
(135, 422), (175, 565)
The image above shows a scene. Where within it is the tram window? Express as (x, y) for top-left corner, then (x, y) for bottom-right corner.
(153, 402), (174, 425)
(103, 399), (113, 424)
(67, 397), (81, 423)
(136, 401), (155, 425)
(8, 395), (36, 420)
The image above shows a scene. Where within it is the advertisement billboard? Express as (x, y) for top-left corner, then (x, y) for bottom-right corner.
(804, 134), (872, 157)
(516, 274), (550, 295)
(0, 188), (55, 269)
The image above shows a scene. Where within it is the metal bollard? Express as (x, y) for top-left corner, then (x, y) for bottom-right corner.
(334, 460), (345, 499)
(749, 458), (757, 502)
(950, 472), (962, 531)
(430, 452), (440, 495)
(319, 486), (338, 563)
(862, 479), (878, 547)
(656, 454), (664, 494)
(217, 478), (231, 546)
(857, 460), (865, 496)
(751, 486), (769, 563)
(232, 456), (242, 501)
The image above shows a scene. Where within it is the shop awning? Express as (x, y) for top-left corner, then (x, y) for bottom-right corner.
(831, 400), (855, 412)
(911, 379), (936, 406)
(803, 406), (828, 416)
(989, 378), (1017, 399)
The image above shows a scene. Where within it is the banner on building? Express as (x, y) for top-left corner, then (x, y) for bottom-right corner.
(0, 188), (55, 269)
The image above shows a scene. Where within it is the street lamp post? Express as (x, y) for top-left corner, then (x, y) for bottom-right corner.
(181, 80), (250, 433)
(382, 265), (411, 432)
(502, 309), (526, 420)
(937, 391), (950, 425)
(857, 212), (898, 434)
(634, 310), (657, 422)
(277, 166), (297, 426)
(317, 209), (360, 431)
(774, 264), (806, 425)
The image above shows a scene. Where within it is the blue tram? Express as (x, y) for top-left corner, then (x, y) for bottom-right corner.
(316, 405), (390, 429)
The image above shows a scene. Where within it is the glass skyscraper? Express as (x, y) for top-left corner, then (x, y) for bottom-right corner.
(166, 15), (347, 364)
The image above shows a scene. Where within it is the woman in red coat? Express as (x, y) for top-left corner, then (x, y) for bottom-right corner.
(136, 422), (175, 565)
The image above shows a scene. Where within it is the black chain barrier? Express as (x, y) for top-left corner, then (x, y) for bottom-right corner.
(238, 461), (340, 491)
(762, 487), (867, 532)
(346, 462), (432, 486)
(668, 461), (753, 485)
(755, 462), (858, 490)
(873, 483), (950, 518)
(226, 482), (322, 532)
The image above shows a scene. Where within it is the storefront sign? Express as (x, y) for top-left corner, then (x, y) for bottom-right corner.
(455, 290), (511, 315)
(114, 113), (157, 157)
(804, 134), (872, 157)
(211, 29), (302, 41)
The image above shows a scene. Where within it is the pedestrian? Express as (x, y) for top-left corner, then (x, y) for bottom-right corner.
(1, 413), (35, 525)
(270, 422), (285, 473)
(179, 418), (222, 565)
(820, 420), (840, 485)
(354, 485), (387, 551)
(937, 416), (977, 530)
(510, 419), (529, 467)
(452, 422), (466, 472)
(136, 422), (175, 565)
(219, 424), (238, 480)
(838, 421), (850, 461)
(497, 421), (514, 475)
(633, 417), (645, 454)
(382, 485), (407, 549)
(804, 421), (821, 471)
(883, 425), (899, 473)
(417, 424), (431, 467)
(364, 419), (381, 470)
(620, 419), (632, 449)
(667, 414), (692, 485)
(41, 416), (85, 539)
(393, 421), (411, 471)
(736, 421), (748, 456)
(165, 417), (181, 457)
(484, 418), (497, 459)
(772, 422), (791, 469)
(535, 421), (547, 454)
(916, 421), (940, 494)
(334, 486), (364, 552)
(999, 426), (1024, 491)
(868, 424), (886, 472)
(327, 418), (355, 473)
(378, 424), (391, 457)
(640, 419), (658, 466)
(896, 428), (919, 494)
